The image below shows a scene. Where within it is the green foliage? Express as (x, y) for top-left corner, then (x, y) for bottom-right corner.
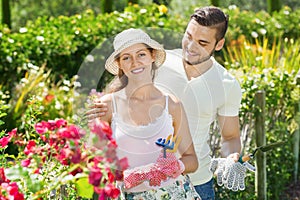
(221, 37), (300, 200)
(4, 64), (82, 132)
(0, 4), (185, 93)
(225, 6), (300, 43)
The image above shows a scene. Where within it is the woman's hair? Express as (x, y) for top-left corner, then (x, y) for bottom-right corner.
(190, 6), (229, 42)
(106, 45), (158, 93)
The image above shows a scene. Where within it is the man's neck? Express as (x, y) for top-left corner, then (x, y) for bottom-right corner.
(183, 58), (213, 80)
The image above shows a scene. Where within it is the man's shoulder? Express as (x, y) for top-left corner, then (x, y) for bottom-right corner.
(160, 49), (183, 70)
(213, 59), (238, 81)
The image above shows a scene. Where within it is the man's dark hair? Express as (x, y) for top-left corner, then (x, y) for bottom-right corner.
(190, 6), (229, 41)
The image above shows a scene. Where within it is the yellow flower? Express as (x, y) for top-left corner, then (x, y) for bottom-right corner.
(158, 5), (168, 14)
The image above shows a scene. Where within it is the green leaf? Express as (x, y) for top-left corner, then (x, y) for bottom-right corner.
(75, 177), (94, 198)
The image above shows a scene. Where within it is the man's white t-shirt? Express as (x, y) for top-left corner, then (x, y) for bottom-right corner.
(154, 49), (242, 186)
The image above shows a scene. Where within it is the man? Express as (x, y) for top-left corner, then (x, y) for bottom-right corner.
(87, 6), (245, 200)
(153, 6), (242, 199)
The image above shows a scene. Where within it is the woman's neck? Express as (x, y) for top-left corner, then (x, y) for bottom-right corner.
(124, 83), (160, 101)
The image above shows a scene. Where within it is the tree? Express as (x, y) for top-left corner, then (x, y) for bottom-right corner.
(128, 0), (139, 4)
(101, 0), (113, 13)
(210, 0), (219, 7)
(267, 0), (282, 14)
(2, 0), (11, 28)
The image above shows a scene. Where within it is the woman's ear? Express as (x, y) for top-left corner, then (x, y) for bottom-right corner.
(151, 50), (156, 62)
(215, 38), (225, 51)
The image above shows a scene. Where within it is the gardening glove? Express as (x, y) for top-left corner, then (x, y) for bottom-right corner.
(210, 157), (249, 191)
(155, 152), (185, 178)
(123, 152), (184, 189)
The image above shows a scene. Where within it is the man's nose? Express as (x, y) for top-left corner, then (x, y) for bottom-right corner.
(187, 40), (199, 50)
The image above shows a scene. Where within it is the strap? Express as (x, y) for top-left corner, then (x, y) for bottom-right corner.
(165, 95), (169, 113)
(111, 93), (117, 114)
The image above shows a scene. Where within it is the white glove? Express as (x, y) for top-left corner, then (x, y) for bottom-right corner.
(210, 157), (254, 191)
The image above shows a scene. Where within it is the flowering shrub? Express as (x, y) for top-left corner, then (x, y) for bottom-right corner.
(0, 118), (128, 199)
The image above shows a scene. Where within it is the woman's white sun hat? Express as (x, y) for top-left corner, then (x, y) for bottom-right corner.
(105, 28), (166, 75)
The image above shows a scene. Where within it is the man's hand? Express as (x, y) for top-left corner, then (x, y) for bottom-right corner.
(209, 154), (253, 191)
(85, 99), (108, 122)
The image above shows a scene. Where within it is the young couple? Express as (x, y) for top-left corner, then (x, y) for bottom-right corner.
(87, 6), (244, 200)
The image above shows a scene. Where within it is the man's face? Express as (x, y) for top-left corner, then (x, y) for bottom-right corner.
(182, 19), (219, 65)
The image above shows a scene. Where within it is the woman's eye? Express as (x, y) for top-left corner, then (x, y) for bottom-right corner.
(122, 56), (130, 61)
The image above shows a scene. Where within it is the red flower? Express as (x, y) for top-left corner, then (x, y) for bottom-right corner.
(0, 136), (10, 148)
(70, 148), (82, 164)
(90, 120), (113, 140)
(104, 183), (120, 198)
(35, 121), (50, 134)
(55, 119), (67, 128)
(24, 140), (36, 155)
(44, 94), (55, 103)
(8, 128), (17, 138)
(0, 168), (9, 184)
(88, 167), (103, 186)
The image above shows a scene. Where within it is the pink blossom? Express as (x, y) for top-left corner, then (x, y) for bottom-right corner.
(21, 158), (31, 167)
(104, 183), (120, 198)
(35, 121), (49, 134)
(24, 140), (36, 155)
(0, 137), (10, 148)
(0, 168), (9, 184)
(88, 167), (103, 186)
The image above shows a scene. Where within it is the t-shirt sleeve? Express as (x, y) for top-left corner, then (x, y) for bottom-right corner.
(218, 79), (242, 116)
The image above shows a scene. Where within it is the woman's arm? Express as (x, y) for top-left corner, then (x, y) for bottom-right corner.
(168, 95), (198, 174)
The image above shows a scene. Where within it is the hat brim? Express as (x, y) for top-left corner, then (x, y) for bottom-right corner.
(105, 38), (166, 75)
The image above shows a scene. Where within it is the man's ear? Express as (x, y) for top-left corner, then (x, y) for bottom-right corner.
(215, 38), (225, 51)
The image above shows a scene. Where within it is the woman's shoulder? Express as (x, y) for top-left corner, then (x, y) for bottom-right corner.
(165, 93), (183, 112)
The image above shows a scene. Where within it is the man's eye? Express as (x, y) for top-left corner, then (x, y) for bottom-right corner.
(139, 53), (146, 57)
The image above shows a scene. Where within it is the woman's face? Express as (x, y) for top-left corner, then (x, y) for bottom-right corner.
(118, 43), (155, 79)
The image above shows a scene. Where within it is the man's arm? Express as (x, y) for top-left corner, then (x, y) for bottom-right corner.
(218, 115), (241, 160)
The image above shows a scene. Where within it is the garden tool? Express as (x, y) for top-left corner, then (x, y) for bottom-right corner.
(155, 134), (181, 158)
(238, 141), (286, 165)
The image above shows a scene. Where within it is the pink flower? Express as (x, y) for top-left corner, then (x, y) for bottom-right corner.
(90, 120), (113, 141)
(8, 128), (17, 138)
(55, 119), (67, 128)
(35, 121), (49, 134)
(0, 168), (9, 184)
(24, 140), (36, 155)
(70, 148), (82, 164)
(104, 183), (120, 198)
(21, 158), (31, 167)
(88, 167), (103, 186)
(0, 137), (10, 148)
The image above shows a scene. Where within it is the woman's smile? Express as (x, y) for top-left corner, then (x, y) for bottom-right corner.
(131, 67), (145, 74)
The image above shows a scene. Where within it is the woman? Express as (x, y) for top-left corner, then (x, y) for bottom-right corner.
(92, 28), (200, 199)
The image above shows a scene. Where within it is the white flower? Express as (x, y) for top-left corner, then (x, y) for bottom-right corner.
(86, 55), (94, 62)
(140, 9), (147, 14)
(251, 31), (258, 38)
(6, 56), (12, 63)
(36, 36), (45, 41)
(19, 27), (28, 33)
(8, 38), (14, 43)
(63, 80), (71, 86)
(74, 81), (81, 88)
(259, 28), (267, 35)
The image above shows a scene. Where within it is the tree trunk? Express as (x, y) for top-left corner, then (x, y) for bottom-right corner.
(210, 0), (219, 7)
(128, 0), (139, 4)
(2, 0), (11, 28)
(101, 0), (113, 13)
(267, 0), (282, 14)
